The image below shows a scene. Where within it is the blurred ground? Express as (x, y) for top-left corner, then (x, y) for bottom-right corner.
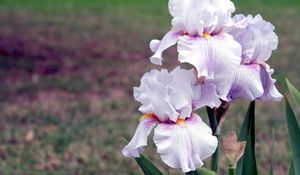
(0, 0), (299, 174)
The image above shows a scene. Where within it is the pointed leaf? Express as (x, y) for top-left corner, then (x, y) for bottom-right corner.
(289, 160), (295, 175)
(285, 98), (300, 175)
(236, 101), (258, 175)
(135, 155), (164, 175)
(286, 78), (300, 108)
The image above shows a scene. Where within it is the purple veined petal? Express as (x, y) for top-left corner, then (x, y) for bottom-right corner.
(177, 33), (241, 101)
(153, 114), (217, 173)
(149, 30), (181, 65)
(258, 65), (283, 101)
(211, 34), (242, 101)
(122, 116), (158, 157)
(177, 35), (215, 79)
(227, 64), (264, 101)
(192, 83), (221, 109)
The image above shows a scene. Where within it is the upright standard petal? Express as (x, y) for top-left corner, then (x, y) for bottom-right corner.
(168, 0), (235, 35)
(134, 70), (178, 122)
(153, 114), (218, 173)
(122, 115), (158, 157)
(134, 68), (200, 122)
(150, 30), (180, 65)
(169, 67), (195, 119)
(229, 14), (278, 64)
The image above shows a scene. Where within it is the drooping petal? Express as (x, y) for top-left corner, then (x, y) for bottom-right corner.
(122, 116), (158, 157)
(149, 39), (160, 52)
(177, 33), (241, 100)
(192, 83), (221, 109)
(227, 64), (282, 101)
(227, 64), (264, 101)
(149, 30), (180, 65)
(258, 65), (283, 101)
(153, 114), (218, 173)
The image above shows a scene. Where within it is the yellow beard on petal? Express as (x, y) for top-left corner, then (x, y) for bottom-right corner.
(202, 32), (212, 38)
(139, 113), (158, 121)
(176, 118), (187, 126)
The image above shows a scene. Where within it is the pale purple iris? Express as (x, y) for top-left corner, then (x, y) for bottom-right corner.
(122, 67), (219, 172)
(149, 0), (242, 101)
(226, 14), (283, 101)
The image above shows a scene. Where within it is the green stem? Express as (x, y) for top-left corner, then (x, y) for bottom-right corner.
(229, 167), (236, 175)
(211, 135), (220, 173)
(206, 107), (219, 173)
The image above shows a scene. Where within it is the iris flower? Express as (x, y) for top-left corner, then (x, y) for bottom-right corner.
(226, 14), (283, 101)
(149, 0), (242, 100)
(122, 67), (219, 172)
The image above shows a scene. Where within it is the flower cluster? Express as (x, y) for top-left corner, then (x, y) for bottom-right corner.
(123, 0), (282, 173)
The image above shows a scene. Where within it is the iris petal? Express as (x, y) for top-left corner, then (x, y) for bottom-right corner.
(258, 65), (283, 101)
(153, 114), (217, 173)
(149, 30), (180, 65)
(177, 33), (242, 100)
(122, 117), (158, 157)
(227, 64), (264, 101)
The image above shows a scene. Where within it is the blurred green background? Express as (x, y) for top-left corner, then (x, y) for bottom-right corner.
(0, 0), (299, 174)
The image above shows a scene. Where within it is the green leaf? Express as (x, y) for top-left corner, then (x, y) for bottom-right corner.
(236, 101), (258, 175)
(286, 78), (300, 108)
(269, 129), (275, 175)
(285, 98), (300, 175)
(289, 160), (295, 175)
(135, 155), (164, 175)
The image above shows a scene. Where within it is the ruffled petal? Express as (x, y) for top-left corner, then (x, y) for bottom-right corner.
(134, 70), (178, 122)
(258, 65), (283, 101)
(192, 84), (221, 109)
(228, 14), (278, 63)
(227, 64), (264, 101)
(169, 67), (196, 119)
(168, 0), (191, 17)
(177, 33), (241, 100)
(168, 0), (235, 35)
(153, 114), (218, 173)
(149, 30), (180, 65)
(122, 117), (158, 157)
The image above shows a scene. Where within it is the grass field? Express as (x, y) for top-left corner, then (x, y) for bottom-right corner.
(0, 0), (300, 174)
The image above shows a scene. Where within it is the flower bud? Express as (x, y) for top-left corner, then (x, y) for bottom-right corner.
(222, 131), (246, 168)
